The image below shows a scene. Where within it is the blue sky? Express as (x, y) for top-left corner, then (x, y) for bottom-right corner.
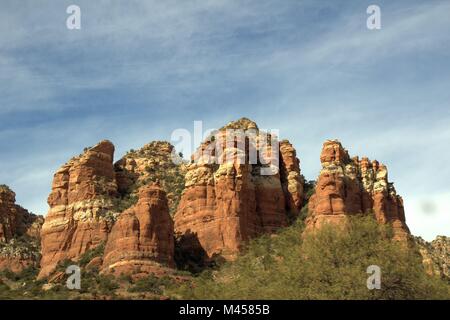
(1, 0), (449, 240)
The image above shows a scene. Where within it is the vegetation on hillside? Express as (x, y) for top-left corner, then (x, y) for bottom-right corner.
(299, 180), (316, 220)
(1, 180), (448, 300)
(0, 235), (41, 262)
(0, 257), (180, 300)
(0, 184), (13, 193)
(1, 215), (448, 299)
(116, 141), (186, 215)
(169, 215), (450, 300)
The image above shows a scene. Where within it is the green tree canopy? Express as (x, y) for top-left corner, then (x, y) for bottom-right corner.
(171, 216), (449, 300)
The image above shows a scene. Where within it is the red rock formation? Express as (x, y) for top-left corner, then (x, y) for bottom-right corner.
(0, 255), (35, 273)
(39, 140), (118, 278)
(0, 187), (22, 243)
(114, 141), (186, 215)
(174, 118), (304, 262)
(102, 183), (174, 276)
(415, 236), (449, 279)
(306, 140), (410, 241)
(0, 185), (43, 272)
(280, 140), (304, 216)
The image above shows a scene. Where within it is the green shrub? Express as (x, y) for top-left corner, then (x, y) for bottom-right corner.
(16, 266), (39, 281)
(0, 184), (12, 193)
(118, 273), (133, 283)
(112, 194), (138, 212)
(56, 259), (77, 272)
(78, 243), (105, 267)
(0, 279), (10, 292)
(97, 274), (119, 294)
(127, 274), (173, 295)
(171, 216), (450, 300)
(0, 269), (18, 281)
(303, 180), (316, 201)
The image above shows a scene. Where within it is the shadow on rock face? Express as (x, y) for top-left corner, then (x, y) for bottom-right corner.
(175, 230), (223, 274)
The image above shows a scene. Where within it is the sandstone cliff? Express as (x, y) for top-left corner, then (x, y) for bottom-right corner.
(39, 140), (119, 278)
(174, 118), (304, 263)
(102, 183), (174, 276)
(39, 140), (182, 279)
(280, 140), (304, 215)
(2, 118), (448, 300)
(306, 140), (410, 241)
(415, 236), (449, 280)
(0, 185), (43, 272)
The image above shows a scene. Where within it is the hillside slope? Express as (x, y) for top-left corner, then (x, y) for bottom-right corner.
(171, 215), (449, 300)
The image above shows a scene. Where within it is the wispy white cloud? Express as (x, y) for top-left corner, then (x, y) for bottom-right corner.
(302, 1), (450, 65)
(0, 0), (449, 240)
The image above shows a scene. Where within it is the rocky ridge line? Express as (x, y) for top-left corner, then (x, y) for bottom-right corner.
(0, 185), (43, 272)
(306, 140), (410, 241)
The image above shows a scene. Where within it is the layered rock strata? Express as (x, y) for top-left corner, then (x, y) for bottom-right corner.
(306, 140), (410, 241)
(415, 236), (449, 279)
(102, 184), (175, 276)
(174, 118), (304, 262)
(39, 140), (118, 278)
(0, 185), (43, 272)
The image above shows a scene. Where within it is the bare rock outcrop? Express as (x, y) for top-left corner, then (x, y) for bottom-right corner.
(102, 183), (174, 276)
(0, 185), (43, 272)
(39, 140), (118, 278)
(174, 118), (304, 262)
(280, 140), (304, 216)
(415, 236), (449, 279)
(306, 140), (410, 241)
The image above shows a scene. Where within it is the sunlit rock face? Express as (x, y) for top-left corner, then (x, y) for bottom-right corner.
(307, 140), (410, 241)
(39, 139), (182, 279)
(39, 140), (118, 279)
(102, 183), (175, 276)
(174, 118), (305, 263)
(415, 236), (449, 280)
(0, 185), (43, 272)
